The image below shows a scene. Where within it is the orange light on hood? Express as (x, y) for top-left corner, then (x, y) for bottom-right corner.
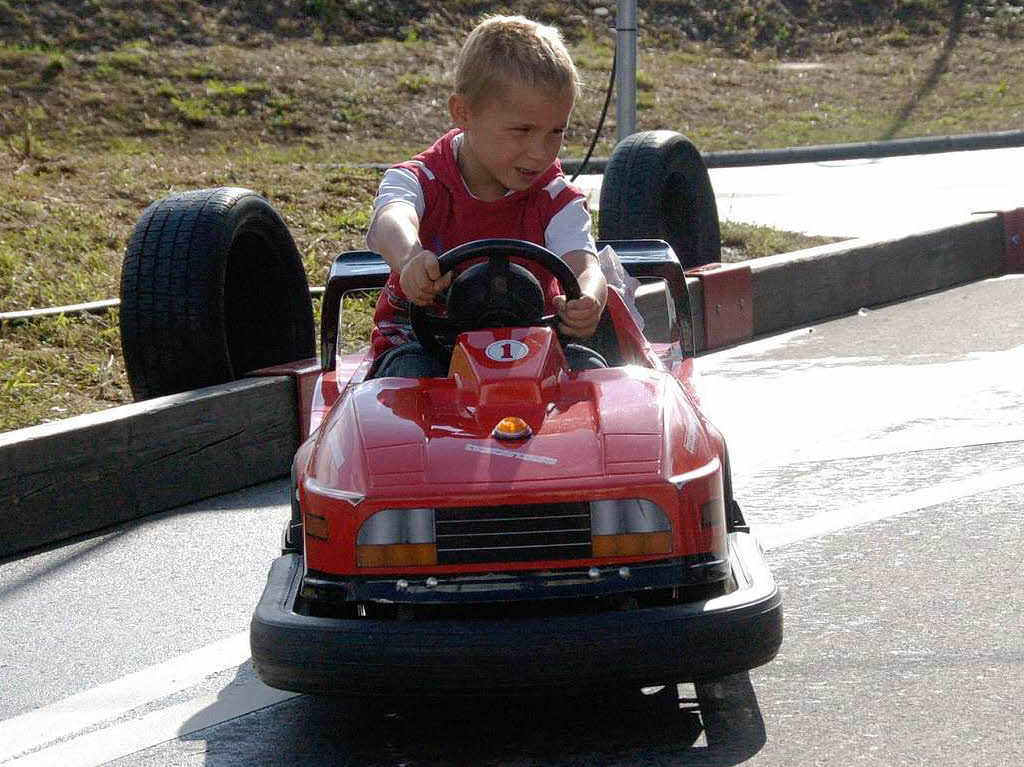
(493, 416), (531, 440)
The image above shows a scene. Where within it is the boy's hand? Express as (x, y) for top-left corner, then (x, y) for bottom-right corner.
(552, 292), (603, 338)
(399, 249), (452, 306)
(555, 249), (608, 338)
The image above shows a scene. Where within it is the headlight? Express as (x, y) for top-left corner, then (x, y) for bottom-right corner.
(356, 508), (437, 567)
(591, 499), (672, 557)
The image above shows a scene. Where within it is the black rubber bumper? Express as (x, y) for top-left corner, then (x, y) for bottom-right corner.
(250, 532), (783, 695)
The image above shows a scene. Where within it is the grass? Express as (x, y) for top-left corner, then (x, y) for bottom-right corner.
(0, 311), (124, 432)
(720, 221), (835, 262)
(2, 6), (1024, 431)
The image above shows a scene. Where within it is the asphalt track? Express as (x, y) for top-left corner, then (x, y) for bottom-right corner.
(2, 269), (1021, 766)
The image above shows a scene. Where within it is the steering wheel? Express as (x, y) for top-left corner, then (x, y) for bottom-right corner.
(409, 238), (581, 361)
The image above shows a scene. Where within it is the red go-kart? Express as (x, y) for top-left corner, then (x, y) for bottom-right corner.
(247, 236), (782, 696)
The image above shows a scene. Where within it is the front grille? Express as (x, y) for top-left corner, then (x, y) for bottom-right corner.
(435, 502), (592, 565)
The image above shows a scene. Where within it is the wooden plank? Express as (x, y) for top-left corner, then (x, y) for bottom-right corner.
(0, 377), (299, 559)
(750, 215), (1005, 338)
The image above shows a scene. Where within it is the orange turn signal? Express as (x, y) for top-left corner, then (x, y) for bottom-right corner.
(592, 531), (672, 557)
(305, 511), (329, 541)
(493, 416), (531, 440)
(356, 543), (438, 567)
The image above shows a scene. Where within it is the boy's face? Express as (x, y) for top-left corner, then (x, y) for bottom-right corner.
(450, 80), (575, 201)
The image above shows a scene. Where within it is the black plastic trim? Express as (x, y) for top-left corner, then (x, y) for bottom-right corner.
(302, 554), (729, 605)
(597, 238), (693, 354)
(319, 250), (390, 371)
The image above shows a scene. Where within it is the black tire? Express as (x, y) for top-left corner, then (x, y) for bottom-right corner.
(598, 130), (721, 268)
(694, 671), (766, 754)
(119, 187), (315, 399)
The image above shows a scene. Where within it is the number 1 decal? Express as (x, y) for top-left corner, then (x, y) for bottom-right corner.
(485, 340), (529, 362)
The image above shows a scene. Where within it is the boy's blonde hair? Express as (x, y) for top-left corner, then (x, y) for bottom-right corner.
(454, 15), (582, 107)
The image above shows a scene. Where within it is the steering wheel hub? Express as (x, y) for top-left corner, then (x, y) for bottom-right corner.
(446, 261), (545, 329)
(409, 239), (581, 361)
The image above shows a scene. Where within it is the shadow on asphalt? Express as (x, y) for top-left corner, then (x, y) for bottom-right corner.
(0, 527), (129, 597)
(179, 665), (766, 766)
(0, 479), (287, 576)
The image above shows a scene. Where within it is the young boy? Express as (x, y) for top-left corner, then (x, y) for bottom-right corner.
(366, 15), (608, 377)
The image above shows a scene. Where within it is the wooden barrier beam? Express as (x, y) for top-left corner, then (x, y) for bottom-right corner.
(0, 377), (299, 559)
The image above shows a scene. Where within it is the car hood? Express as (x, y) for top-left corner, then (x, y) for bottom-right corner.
(307, 366), (712, 499)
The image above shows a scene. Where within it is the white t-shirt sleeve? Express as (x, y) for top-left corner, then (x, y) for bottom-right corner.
(366, 167), (425, 247)
(544, 196), (597, 257)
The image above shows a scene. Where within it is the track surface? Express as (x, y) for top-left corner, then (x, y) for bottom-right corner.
(2, 273), (1021, 766)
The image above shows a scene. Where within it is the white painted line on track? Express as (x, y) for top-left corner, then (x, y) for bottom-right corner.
(5, 465), (1024, 766)
(758, 465), (1024, 550)
(6, 681), (296, 767)
(0, 632), (250, 763)
(774, 432), (1024, 466)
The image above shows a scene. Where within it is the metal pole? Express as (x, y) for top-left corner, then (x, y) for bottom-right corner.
(615, 0), (637, 143)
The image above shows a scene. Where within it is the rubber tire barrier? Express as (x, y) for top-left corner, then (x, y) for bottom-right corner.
(120, 187), (315, 400)
(598, 130), (721, 269)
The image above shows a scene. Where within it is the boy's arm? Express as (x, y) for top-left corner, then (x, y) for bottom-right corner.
(367, 202), (451, 305)
(555, 249), (608, 338)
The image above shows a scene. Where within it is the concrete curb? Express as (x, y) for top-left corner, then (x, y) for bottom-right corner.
(0, 212), (1016, 560)
(747, 212), (1007, 343)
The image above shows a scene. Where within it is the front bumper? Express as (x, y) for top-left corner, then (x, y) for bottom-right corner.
(301, 552), (729, 605)
(250, 531), (783, 695)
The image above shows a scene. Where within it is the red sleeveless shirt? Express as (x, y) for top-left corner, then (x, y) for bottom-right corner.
(370, 129), (589, 358)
